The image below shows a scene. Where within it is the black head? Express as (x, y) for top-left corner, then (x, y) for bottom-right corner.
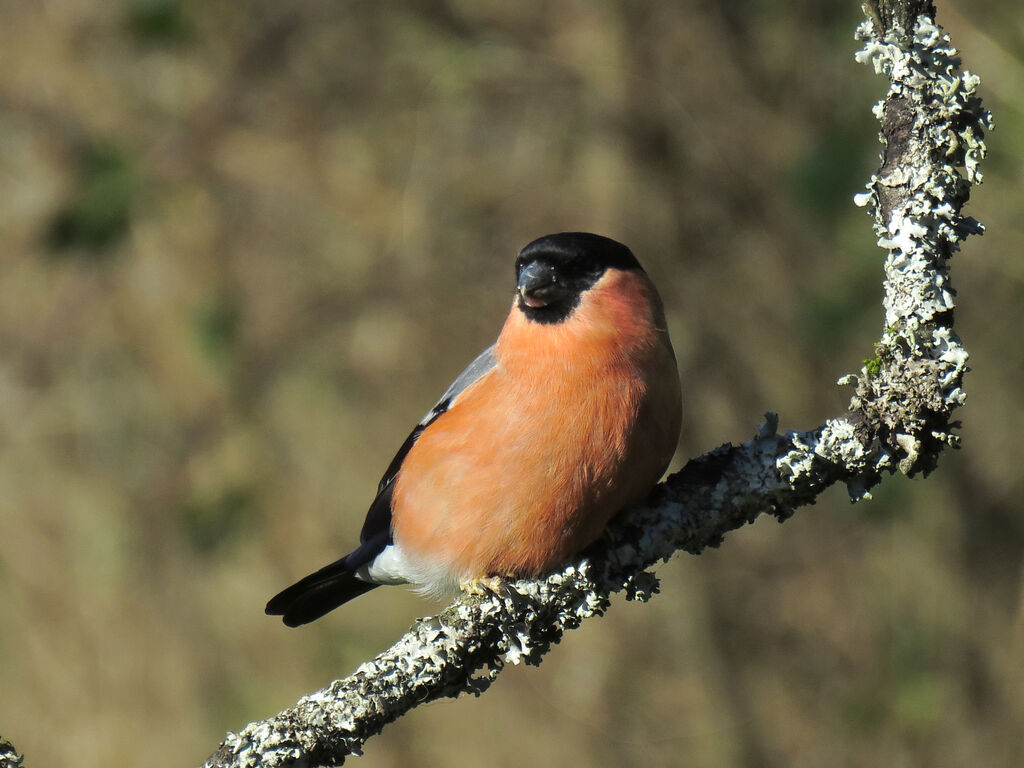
(514, 232), (643, 324)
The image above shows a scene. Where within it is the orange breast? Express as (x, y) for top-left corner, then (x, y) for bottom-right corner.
(390, 269), (681, 580)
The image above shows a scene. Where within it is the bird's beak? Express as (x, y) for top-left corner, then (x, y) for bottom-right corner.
(518, 262), (564, 308)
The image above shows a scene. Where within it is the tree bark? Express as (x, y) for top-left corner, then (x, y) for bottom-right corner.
(0, 737), (25, 768)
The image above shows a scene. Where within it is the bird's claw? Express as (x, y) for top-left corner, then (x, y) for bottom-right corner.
(460, 575), (506, 597)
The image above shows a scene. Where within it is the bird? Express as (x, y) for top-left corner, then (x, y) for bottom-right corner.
(266, 232), (681, 627)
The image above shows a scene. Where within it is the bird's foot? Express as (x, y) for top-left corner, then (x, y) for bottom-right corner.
(460, 575), (506, 597)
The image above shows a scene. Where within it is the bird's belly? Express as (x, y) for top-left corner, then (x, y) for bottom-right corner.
(390, 366), (668, 586)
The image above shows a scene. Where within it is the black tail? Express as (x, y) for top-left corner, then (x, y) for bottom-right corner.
(266, 556), (379, 627)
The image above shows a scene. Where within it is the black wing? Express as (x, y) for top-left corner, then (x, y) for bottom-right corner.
(266, 344), (498, 625)
(357, 344), (497, 545)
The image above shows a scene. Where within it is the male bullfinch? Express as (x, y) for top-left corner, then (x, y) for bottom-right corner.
(267, 232), (681, 627)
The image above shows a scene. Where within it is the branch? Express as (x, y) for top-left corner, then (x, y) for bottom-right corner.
(203, 3), (991, 766)
(0, 737), (25, 768)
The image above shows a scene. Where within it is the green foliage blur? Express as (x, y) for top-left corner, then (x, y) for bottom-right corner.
(47, 143), (138, 254)
(0, 2), (1021, 767)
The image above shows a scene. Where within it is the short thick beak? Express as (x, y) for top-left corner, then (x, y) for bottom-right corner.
(518, 262), (563, 307)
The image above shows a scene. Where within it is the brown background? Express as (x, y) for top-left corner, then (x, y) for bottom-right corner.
(0, 2), (1021, 766)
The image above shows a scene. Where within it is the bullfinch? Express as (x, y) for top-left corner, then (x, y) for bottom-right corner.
(267, 232), (681, 626)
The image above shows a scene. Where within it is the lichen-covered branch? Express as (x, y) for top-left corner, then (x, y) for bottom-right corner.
(203, 3), (990, 766)
(0, 737), (25, 768)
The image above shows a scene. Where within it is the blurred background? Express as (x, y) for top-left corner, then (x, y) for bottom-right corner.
(0, 1), (1021, 766)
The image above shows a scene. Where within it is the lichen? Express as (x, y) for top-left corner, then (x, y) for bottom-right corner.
(0, 737), (25, 768)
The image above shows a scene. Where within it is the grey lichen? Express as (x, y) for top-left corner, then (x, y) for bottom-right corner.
(202, 7), (989, 768)
(206, 561), (615, 767)
(781, 10), (988, 499)
(845, 12), (988, 480)
(0, 737), (25, 768)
